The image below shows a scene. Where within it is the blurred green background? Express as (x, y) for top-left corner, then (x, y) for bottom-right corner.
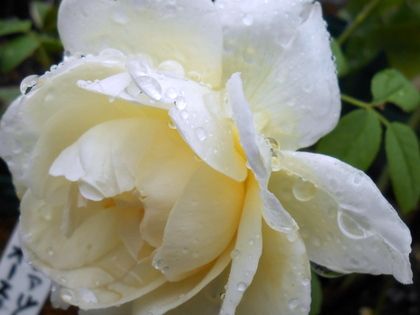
(0, 0), (419, 315)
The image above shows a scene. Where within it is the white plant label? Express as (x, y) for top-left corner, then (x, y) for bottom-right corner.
(0, 226), (51, 315)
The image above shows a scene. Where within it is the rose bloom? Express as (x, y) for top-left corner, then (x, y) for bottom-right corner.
(0, 0), (412, 315)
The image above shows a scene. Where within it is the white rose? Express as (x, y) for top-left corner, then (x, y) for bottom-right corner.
(0, 1), (411, 315)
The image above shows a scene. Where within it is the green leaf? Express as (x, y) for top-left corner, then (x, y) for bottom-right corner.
(385, 123), (420, 213)
(331, 40), (349, 77)
(0, 33), (40, 73)
(316, 109), (382, 171)
(371, 69), (420, 111)
(30, 1), (54, 29)
(0, 18), (32, 36)
(309, 272), (322, 315)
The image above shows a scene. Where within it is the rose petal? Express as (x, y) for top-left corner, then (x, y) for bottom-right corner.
(236, 222), (311, 315)
(58, 0), (223, 86)
(153, 164), (244, 281)
(137, 146), (200, 247)
(133, 243), (233, 315)
(0, 56), (126, 196)
(269, 151), (412, 284)
(78, 65), (248, 182)
(49, 117), (167, 201)
(220, 175), (262, 315)
(227, 73), (298, 234)
(219, 1), (340, 149)
(20, 191), (166, 309)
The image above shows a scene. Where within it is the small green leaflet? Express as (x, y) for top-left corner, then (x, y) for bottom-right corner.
(371, 69), (420, 112)
(331, 40), (349, 77)
(316, 109), (382, 171)
(0, 33), (40, 73)
(309, 272), (322, 315)
(385, 123), (420, 213)
(30, 1), (54, 29)
(0, 19), (32, 37)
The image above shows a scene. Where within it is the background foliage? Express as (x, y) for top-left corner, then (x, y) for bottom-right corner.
(0, 0), (419, 315)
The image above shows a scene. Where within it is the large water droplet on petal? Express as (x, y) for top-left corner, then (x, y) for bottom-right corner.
(288, 298), (299, 310)
(310, 262), (345, 278)
(20, 75), (39, 94)
(236, 282), (247, 292)
(175, 96), (187, 110)
(337, 210), (370, 240)
(292, 179), (317, 202)
(159, 60), (185, 77)
(60, 289), (74, 303)
(112, 9), (129, 25)
(242, 14), (254, 26)
(134, 76), (162, 101)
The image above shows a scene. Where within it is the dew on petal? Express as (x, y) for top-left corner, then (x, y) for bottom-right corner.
(60, 289), (74, 303)
(242, 14), (254, 26)
(311, 262), (345, 278)
(79, 288), (98, 304)
(159, 60), (185, 76)
(236, 282), (247, 292)
(134, 76), (162, 101)
(112, 9), (129, 25)
(175, 96), (187, 110)
(195, 127), (207, 141)
(292, 178), (317, 202)
(165, 88), (179, 100)
(337, 210), (370, 240)
(353, 171), (364, 185)
(288, 298), (299, 310)
(20, 75), (39, 94)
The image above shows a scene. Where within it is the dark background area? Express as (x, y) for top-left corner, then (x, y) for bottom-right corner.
(0, 1), (419, 315)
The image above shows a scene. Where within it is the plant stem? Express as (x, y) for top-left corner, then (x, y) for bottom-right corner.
(337, 0), (382, 45)
(340, 94), (390, 127)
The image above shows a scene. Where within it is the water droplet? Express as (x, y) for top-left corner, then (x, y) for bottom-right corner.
(47, 247), (54, 256)
(312, 237), (321, 247)
(165, 88), (178, 100)
(337, 210), (369, 239)
(248, 239), (255, 246)
(168, 121), (177, 129)
(303, 83), (313, 93)
(80, 288), (98, 304)
(242, 14), (254, 26)
(302, 278), (310, 287)
(287, 231), (298, 242)
(153, 259), (163, 271)
(292, 178), (316, 202)
(125, 82), (141, 97)
(236, 282), (247, 292)
(220, 292), (226, 300)
(180, 111), (189, 120)
(112, 10), (129, 24)
(188, 71), (202, 82)
(353, 171), (364, 185)
(310, 262), (344, 278)
(134, 76), (162, 100)
(100, 48), (125, 58)
(288, 298), (299, 310)
(159, 60), (185, 76)
(60, 289), (74, 302)
(195, 128), (207, 141)
(231, 249), (240, 259)
(175, 96), (187, 110)
(20, 75), (39, 94)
